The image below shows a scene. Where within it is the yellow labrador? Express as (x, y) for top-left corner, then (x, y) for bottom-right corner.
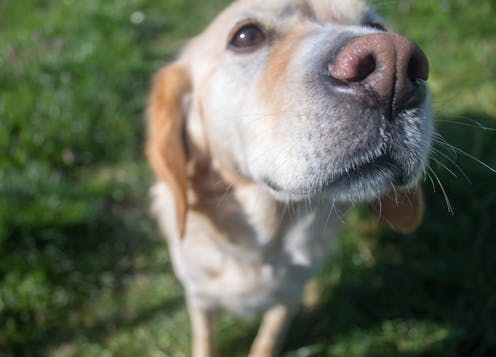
(146, 0), (432, 356)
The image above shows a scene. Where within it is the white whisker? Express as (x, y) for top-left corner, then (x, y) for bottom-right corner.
(430, 147), (471, 183)
(430, 155), (458, 179)
(436, 118), (496, 132)
(425, 170), (437, 193)
(432, 132), (496, 174)
(428, 166), (454, 215)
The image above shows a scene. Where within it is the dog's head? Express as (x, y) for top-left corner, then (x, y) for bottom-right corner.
(146, 0), (432, 235)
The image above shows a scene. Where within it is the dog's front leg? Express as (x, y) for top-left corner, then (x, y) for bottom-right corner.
(249, 303), (293, 357)
(187, 299), (217, 357)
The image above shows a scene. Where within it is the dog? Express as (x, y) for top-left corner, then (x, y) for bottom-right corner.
(145, 0), (432, 356)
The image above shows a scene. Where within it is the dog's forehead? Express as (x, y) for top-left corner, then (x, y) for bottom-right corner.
(225, 0), (369, 24)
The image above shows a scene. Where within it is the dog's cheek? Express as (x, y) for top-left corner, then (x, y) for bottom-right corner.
(198, 70), (268, 177)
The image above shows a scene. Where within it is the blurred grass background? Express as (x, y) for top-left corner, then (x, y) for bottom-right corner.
(0, 0), (495, 356)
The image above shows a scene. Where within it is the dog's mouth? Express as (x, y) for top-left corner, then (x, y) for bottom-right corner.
(320, 153), (409, 199)
(324, 153), (407, 187)
(261, 151), (417, 202)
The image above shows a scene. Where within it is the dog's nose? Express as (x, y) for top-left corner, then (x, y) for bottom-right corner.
(328, 33), (429, 115)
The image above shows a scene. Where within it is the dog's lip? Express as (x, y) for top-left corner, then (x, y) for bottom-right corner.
(261, 153), (407, 198)
(323, 153), (405, 188)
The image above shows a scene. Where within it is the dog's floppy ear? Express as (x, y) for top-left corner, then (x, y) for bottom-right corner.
(146, 64), (191, 237)
(368, 186), (424, 234)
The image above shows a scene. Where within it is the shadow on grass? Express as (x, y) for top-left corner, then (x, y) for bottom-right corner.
(1, 191), (181, 355)
(280, 113), (496, 356)
(61, 297), (184, 348)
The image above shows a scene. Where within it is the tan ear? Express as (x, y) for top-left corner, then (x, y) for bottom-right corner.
(368, 186), (424, 234)
(145, 64), (191, 237)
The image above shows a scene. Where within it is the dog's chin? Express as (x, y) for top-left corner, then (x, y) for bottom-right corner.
(260, 156), (423, 203)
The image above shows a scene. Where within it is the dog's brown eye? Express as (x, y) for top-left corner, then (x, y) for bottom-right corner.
(229, 24), (266, 51)
(365, 21), (387, 32)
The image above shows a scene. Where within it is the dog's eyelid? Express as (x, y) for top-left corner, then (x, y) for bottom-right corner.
(364, 21), (388, 32)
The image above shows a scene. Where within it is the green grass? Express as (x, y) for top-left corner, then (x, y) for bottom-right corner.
(1, 0), (495, 356)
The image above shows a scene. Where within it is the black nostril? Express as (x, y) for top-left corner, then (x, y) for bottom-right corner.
(407, 49), (429, 84)
(407, 57), (420, 84)
(399, 48), (429, 110)
(355, 54), (376, 82)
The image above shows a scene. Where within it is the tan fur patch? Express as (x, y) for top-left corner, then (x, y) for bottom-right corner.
(259, 26), (309, 114)
(146, 65), (191, 237)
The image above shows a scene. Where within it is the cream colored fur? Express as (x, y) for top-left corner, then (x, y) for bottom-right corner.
(146, 1), (431, 356)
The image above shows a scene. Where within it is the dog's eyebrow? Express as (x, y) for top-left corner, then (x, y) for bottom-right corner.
(279, 3), (316, 20)
(232, 2), (316, 25)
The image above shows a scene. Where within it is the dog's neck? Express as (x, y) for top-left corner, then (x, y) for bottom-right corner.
(188, 158), (280, 244)
(185, 155), (349, 257)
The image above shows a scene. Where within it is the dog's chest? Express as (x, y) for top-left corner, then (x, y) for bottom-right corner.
(151, 182), (344, 317)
